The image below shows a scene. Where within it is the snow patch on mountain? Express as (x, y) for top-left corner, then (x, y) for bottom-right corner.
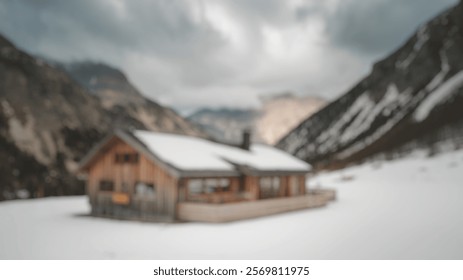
(396, 26), (430, 70)
(337, 86), (413, 159)
(316, 85), (412, 157)
(426, 51), (450, 92)
(415, 71), (463, 122)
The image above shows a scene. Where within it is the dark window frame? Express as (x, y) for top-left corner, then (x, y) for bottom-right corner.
(114, 153), (140, 164)
(99, 180), (114, 192)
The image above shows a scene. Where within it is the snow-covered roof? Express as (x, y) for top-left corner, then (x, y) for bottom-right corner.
(133, 130), (310, 175)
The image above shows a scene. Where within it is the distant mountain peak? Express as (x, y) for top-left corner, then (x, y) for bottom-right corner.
(259, 92), (324, 104)
(188, 95), (325, 145)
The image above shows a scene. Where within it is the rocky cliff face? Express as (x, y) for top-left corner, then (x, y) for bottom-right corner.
(256, 94), (325, 144)
(0, 35), (205, 200)
(0, 35), (109, 198)
(277, 1), (463, 168)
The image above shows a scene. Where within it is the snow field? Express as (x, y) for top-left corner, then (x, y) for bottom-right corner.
(1, 150), (463, 259)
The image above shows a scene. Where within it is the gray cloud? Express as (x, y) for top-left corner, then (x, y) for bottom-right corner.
(324, 0), (458, 58)
(2, 0), (224, 59)
(0, 0), (459, 112)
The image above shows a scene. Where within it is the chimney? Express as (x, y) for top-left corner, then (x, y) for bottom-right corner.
(241, 129), (251, 150)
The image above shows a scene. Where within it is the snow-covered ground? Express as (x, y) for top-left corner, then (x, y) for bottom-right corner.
(1, 150), (463, 259)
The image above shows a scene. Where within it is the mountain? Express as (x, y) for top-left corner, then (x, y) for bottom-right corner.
(277, 1), (463, 169)
(0, 35), (110, 198)
(188, 93), (325, 144)
(59, 61), (206, 136)
(256, 94), (326, 144)
(0, 35), (205, 200)
(188, 108), (258, 143)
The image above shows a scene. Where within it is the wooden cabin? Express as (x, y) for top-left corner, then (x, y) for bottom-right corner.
(78, 130), (335, 222)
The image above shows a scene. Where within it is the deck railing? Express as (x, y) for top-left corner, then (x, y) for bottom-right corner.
(178, 189), (336, 222)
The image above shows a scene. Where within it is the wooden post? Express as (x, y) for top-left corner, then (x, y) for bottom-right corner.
(299, 175), (306, 195)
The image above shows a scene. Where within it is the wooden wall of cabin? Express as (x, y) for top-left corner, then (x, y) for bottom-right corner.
(86, 138), (178, 218)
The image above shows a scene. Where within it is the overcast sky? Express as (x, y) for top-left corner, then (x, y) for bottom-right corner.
(0, 0), (458, 113)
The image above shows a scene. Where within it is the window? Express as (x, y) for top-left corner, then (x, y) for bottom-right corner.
(114, 153), (139, 164)
(259, 177), (280, 199)
(188, 179), (203, 194)
(219, 179), (231, 192)
(135, 182), (156, 198)
(188, 179), (231, 194)
(205, 179), (217, 193)
(99, 180), (114, 192)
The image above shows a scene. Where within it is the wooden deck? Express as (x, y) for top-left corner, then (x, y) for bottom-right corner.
(177, 189), (336, 222)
